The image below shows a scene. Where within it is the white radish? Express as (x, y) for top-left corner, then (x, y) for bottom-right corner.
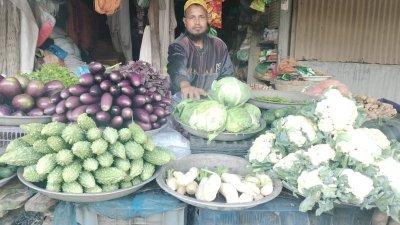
(261, 183), (273, 196)
(185, 180), (198, 195)
(219, 183), (239, 203)
(221, 173), (258, 196)
(166, 177), (178, 191)
(238, 193), (254, 203)
(195, 173), (221, 202)
(243, 181), (261, 195)
(175, 167), (199, 187)
(176, 185), (186, 195)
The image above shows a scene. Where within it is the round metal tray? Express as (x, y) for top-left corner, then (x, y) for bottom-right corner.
(156, 153), (282, 211)
(176, 118), (266, 141)
(145, 123), (167, 136)
(17, 167), (161, 202)
(250, 89), (313, 110)
(0, 173), (16, 188)
(0, 116), (52, 126)
(302, 76), (332, 81)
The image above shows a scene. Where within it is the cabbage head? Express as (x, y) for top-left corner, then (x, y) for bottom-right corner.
(174, 99), (203, 124)
(208, 77), (251, 108)
(225, 107), (252, 133)
(243, 103), (261, 130)
(188, 100), (227, 133)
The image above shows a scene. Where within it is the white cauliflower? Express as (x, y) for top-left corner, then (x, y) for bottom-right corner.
(280, 115), (318, 148)
(315, 89), (358, 134)
(377, 157), (400, 193)
(362, 128), (391, 150)
(248, 132), (276, 163)
(335, 128), (385, 166)
(297, 168), (324, 194)
(273, 151), (304, 170)
(339, 169), (374, 203)
(305, 144), (336, 166)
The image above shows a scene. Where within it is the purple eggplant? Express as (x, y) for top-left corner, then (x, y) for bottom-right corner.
(66, 110), (73, 121)
(60, 89), (71, 99)
(109, 71), (123, 83)
(70, 105), (88, 122)
(151, 92), (162, 102)
(0, 77), (22, 100)
(132, 95), (146, 107)
(153, 102), (167, 108)
(12, 94), (35, 112)
(88, 61), (105, 74)
(144, 103), (154, 113)
(116, 95), (132, 108)
(49, 91), (62, 104)
(129, 72), (141, 87)
(100, 80), (112, 91)
(95, 111), (111, 124)
(144, 95), (152, 104)
(52, 114), (67, 122)
(121, 107), (133, 119)
(25, 80), (45, 98)
(109, 85), (121, 96)
(11, 110), (26, 116)
(149, 114), (158, 123)
(111, 116), (124, 128)
(133, 108), (150, 123)
(0, 105), (12, 116)
(154, 107), (166, 118)
(80, 93), (99, 105)
(36, 97), (52, 109)
(65, 96), (80, 109)
(111, 106), (121, 116)
(79, 73), (94, 86)
(93, 74), (104, 83)
(55, 100), (67, 114)
(27, 108), (44, 116)
(152, 122), (161, 129)
(136, 86), (147, 94)
(69, 85), (88, 96)
(164, 108), (171, 116)
(161, 97), (172, 106)
(135, 121), (152, 131)
(43, 104), (56, 115)
(45, 80), (65, 93)
(89, 85), (102, 97)
(100, 93), (113, 111)
(118, 80), (131, 88)
(86, 104), (101, 115)
(159, 117), (168, 125)
(121, 86), (135, 96)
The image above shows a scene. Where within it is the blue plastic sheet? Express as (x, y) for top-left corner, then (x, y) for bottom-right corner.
(53, 189), (186, 223)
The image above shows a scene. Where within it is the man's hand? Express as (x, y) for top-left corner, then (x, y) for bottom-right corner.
(180, 81), (206, 99)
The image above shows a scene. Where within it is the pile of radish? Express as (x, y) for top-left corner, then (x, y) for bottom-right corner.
(51, 61), (171, 130)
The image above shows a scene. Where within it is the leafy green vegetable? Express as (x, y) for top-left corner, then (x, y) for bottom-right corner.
(208, 77), (251, 108)
(27, 64), (79, 87)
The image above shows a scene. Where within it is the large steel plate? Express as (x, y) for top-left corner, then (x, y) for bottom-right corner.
(0, 116), (52, 126)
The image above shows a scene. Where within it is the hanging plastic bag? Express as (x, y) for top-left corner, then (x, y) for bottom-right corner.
(152, 125), (191, 159)
(250, 0), (266, 12)
(206, 0), (223, 28)
(32, 3), (56, 47)
(94, 0), (121, 15)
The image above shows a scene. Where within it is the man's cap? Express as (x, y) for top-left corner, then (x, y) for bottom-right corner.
(184, 0), (207, 12)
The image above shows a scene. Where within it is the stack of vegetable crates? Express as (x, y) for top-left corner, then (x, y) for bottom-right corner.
(188, 192), (373, 225)
(0, 126), (25, 155)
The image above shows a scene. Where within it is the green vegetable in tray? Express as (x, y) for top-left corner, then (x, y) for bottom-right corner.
(208, 77), (251, 108)
(225, 108), (252, 133)
(255, 96), (308, 104)
(27, 64), (79, 88)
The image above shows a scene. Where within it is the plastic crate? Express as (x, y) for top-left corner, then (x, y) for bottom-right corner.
(0, 126), (25, 155)
(189, 135), (253, 157)
(188, 193), (373, 225)
(95, 205), (187, 225)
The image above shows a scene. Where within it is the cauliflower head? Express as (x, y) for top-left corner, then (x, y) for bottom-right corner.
(297, 168), (325, 194)
(335, 128), (385, 166)
(278, 115), (319, 148)
(315, 89), (358, 134)
(377, 157), (400, 193)
(248, 132), (276, 163)
(305, 144), (336, 166)
(339, 169), (374, 204)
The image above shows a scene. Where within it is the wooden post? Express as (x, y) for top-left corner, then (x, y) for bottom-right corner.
(148, 0), (161, 70)
(246, 27), (263, 84)
(278, 0), (293, 63)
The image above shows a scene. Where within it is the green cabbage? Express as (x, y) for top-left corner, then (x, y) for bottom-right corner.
(188, 100), (227, 133)
(225, 107), (252, 133)
(174, 99), (204, 124)
(208, 77), (251, 108)
(243, 103), (262, 130)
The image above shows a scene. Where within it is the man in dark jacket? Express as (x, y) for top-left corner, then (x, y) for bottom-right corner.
(167, 0), (235, 101)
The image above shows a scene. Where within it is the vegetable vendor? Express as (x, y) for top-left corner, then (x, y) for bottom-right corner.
(167, 0), (235, 102)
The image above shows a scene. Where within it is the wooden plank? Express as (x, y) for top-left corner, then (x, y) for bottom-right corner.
(246, 27), (263, 84)
(25, 193), (58, 213)
(278, 0), (293, 63)
(148, 0), (161, 70)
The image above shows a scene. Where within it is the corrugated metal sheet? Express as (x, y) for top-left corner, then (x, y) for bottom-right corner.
(292, 0), (400, 65)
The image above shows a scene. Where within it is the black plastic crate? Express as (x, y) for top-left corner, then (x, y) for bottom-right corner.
(0, 126), (25, 154)
(189, 135), (254, 157)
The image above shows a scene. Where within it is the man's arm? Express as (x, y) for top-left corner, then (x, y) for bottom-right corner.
(167, 43), (190, 94)
(218, 46), (235, 80)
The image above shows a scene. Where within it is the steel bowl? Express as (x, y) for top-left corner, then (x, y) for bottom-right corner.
(249, 89), (314, 110)
(0, 173), (16, 188)
(145, 123), (167, 136)
(17, 167), (162, 202)
(156, 153), (282, 211)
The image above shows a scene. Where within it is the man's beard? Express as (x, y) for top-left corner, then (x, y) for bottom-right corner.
(185, 28), (209, 42)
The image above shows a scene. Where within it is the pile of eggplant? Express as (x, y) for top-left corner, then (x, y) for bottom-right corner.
(51, 61), (172, 130)
(0, 75), (64, 117)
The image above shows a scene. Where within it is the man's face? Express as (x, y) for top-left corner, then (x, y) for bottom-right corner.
(183, 4), (208, 37)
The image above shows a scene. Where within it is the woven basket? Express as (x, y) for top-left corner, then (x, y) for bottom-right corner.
(272, 80), (318, 92)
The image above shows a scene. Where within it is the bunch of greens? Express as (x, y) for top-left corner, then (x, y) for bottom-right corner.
(28, 64), (79, 87)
